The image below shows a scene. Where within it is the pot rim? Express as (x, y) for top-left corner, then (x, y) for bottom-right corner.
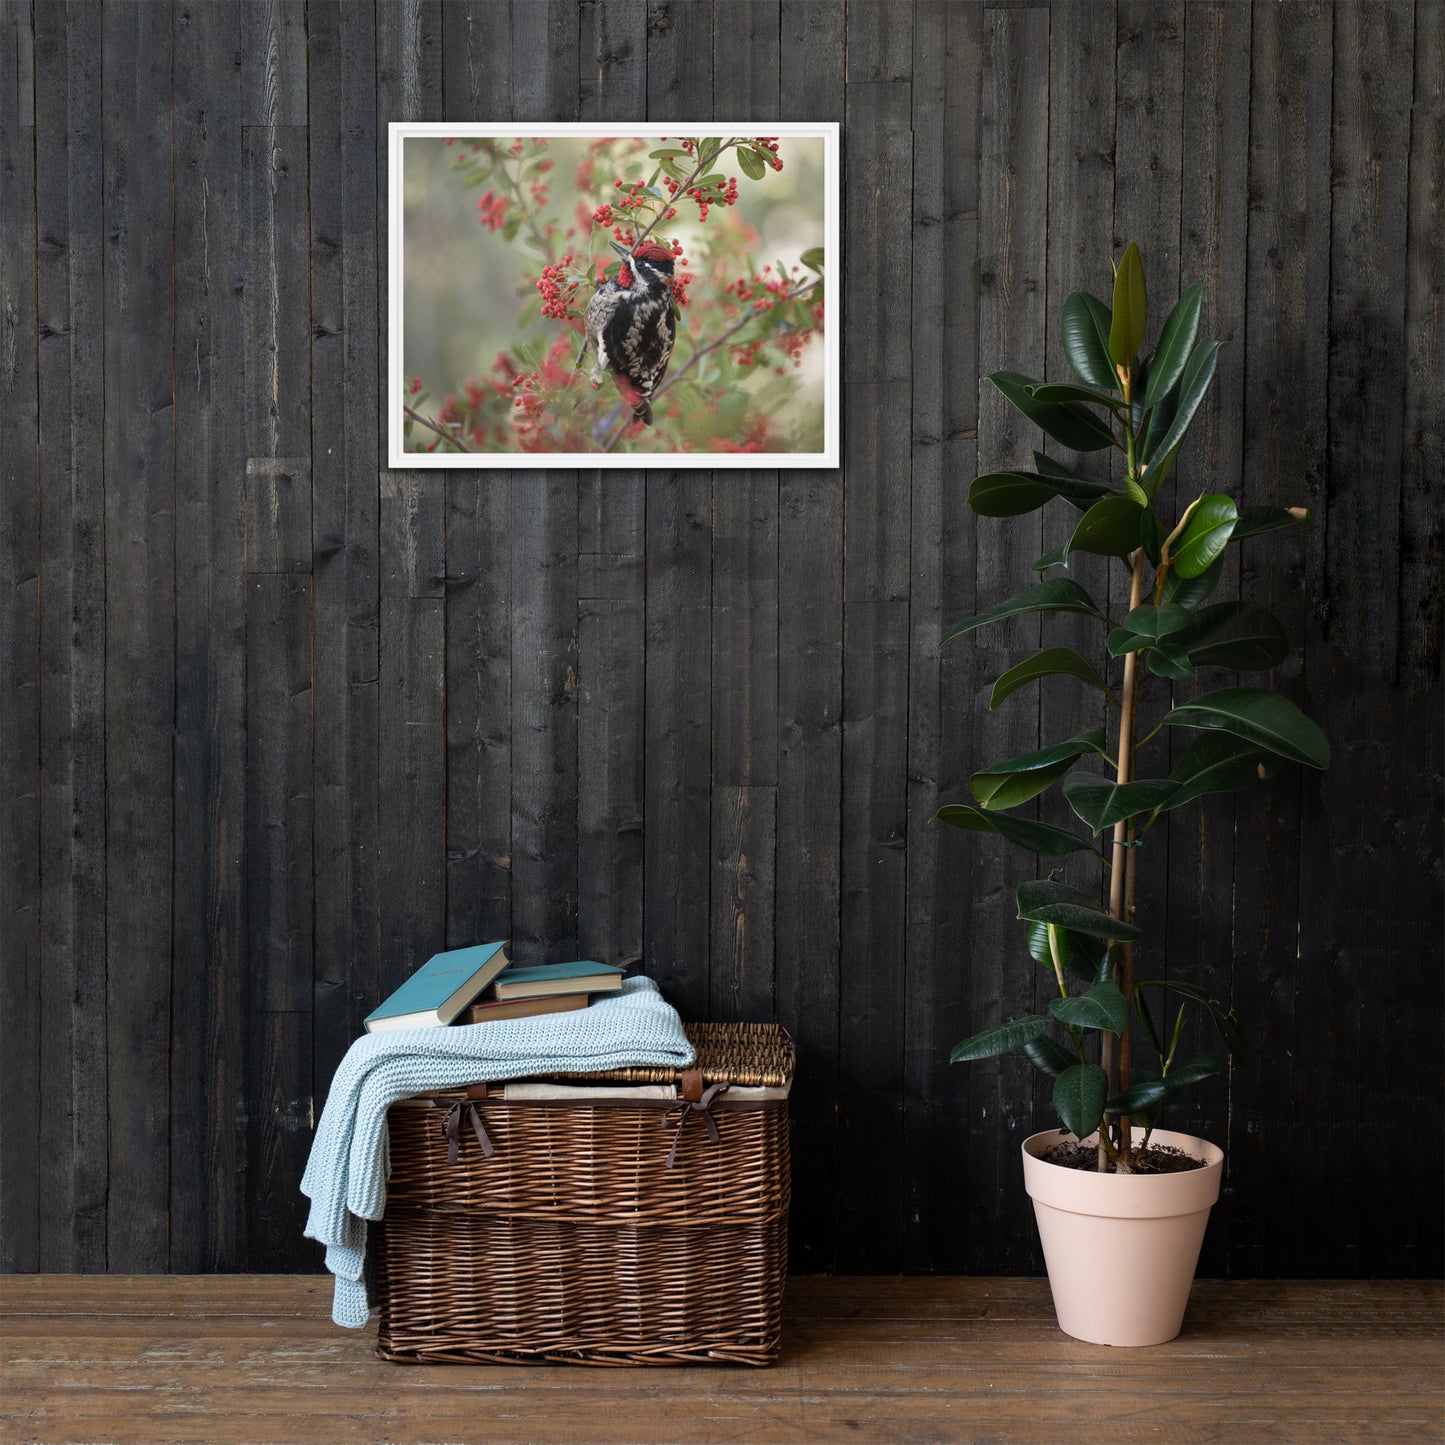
(1022, 1125), (1224, 1219)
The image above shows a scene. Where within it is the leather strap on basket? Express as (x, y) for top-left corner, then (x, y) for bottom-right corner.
(443, 1098), (496, 1165)
(662, 1081), (729, 1169)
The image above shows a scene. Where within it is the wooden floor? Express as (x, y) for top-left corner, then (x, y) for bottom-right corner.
(1, 1276), (1441, 1445)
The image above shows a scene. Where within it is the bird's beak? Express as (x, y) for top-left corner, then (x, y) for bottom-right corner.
(608, 239), (632, 261)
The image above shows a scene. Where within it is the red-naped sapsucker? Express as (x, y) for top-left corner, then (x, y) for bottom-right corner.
(583, 239), (677, 426)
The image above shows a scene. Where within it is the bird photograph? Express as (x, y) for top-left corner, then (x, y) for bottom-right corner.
(399, 131), (829, 459)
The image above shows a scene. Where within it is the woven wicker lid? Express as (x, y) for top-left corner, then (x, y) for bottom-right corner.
(549, 1020), (794, 1088)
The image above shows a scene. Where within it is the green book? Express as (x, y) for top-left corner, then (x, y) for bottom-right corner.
(491, 960), (625, 1002)
(364, 941), (511, 1032)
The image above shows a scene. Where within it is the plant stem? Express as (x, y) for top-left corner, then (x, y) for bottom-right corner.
(403, 404), (475, 454)
(1103, 544), (1148, 1171)
(630, 138), (739, 254)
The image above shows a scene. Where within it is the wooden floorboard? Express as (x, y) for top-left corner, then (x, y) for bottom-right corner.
(1, 1277), (1440, 1445)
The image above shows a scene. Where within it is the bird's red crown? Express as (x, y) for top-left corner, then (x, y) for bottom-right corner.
(633, 242), (676, 264)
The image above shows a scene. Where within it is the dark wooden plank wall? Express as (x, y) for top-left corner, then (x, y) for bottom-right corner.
(0, 0), (1439, 1278)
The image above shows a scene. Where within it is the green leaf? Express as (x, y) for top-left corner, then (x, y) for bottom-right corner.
(1142, 284), (1203, 408)
(1139, 502), (1165, 565)
(1173, 493), (1238, 578)
(1016, 880), (1143, 940)
(1060, 291), (1117, 389)
(1140, 980), (1250, 1064)
(1105, 1077), (1170, 1114)
(1062, 772), (1178, 833)
(990, 646), (1113, 709)
(936, 804), (1096, 857)
(970, 729), (1106, 810)
(988, 371), (1118, 453)
(1160, 556), (1223, 608)
(648, 148), (691, 159)
(1232, 505), (1310, 540)
(1113, 602), (1195, 646)
(1164, 1054), (1222, 1090)
(1164, 686), (1330, 769)
(1051, 980), (1129, 1034)
(1032, 542), (1069, 572)
(1109, 242), (1147, 367)
(1144, 642), (1198, 680)
(1053, 1064), (1108, 1139)
(1173, 601), (1289, 671)
(1135, 988), (1163, 1053)
(1026, 381), (1126, 412)
(968, 468), (1117, 517)
(1023, 1035), (1077, 1077)
(800, 246), (825, 272)
(736, 146), (767, 181)
(1142, 337), (1221, 465)
(1065, 496), (1146, 562)
(1027, 921), (1106, 983)
(950, 1015), (1052, 1063)
(941, 579), (1106, 647)
(1160, 733), (1275, 812)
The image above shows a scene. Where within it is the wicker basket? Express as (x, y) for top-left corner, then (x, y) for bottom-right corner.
(374, 1021), (793, 1366)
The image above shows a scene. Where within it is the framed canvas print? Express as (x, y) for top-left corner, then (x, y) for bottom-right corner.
(387, 123), (839, 468)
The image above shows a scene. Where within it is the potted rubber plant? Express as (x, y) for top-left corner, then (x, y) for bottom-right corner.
(940, 243), (1329, 1346)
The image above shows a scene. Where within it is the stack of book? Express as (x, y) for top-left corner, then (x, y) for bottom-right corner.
(363, 941), (625, 1033)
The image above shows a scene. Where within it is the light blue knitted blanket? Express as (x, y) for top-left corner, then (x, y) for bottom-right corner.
(301, 976), (694, 1327)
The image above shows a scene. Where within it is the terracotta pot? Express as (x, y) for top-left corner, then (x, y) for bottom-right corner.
(1021, 1126), (1224, 1347)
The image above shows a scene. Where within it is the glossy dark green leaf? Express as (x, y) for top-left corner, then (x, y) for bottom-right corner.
(1061, 292), (1118, 388)
(1173, 493), (1239, 578)
(1033, 451), (1111, 486)
(1232, 505), (1310, 540)
(1054, 1064), (1108, 1139)
(1023, 1035), (1077, 1077)
(951, 1015), (1052, 1063)
(990, 646), (1113, 709)
(1158, 733), (1274, 812)
(1051, 980), (1129, 1034)
(1144, 641), (1198, 680)
(989, 371), (1118, 453)
(1164, 686), (1330, 768)
(1139, 505), (1165, 565)
(1027, 920), (1103, 983)
(1140, 980), (1250, 1064)
(1062, 772), (1178, 833)
(1033, 542), (1069, 571)
(941, 579), (1106, 647)
(1160, 556), (1223, 608)
(1142, 284), (1203, 408)
(936, 804), (1096, 857)
(1016, 879), (1143, 940)
(968, 468), (1116, 517)
(1116, 603), (1195, 644)
(1165, 1054), (1222, 1090)
(1142, 337), (1221, 465)
(1105, 1078), (1169, 1114)
(1026, 381), (1126, 412)
(970, 729), (1107, 810)
(1065, 496), (1147, 562)
(1174, 601), (1289, 671)
(1109, 242), (1148, 367)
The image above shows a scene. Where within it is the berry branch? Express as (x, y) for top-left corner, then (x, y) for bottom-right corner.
(403, 403), (476, 453)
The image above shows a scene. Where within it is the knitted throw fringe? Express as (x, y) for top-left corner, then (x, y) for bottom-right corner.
(301, 977), (695, 1326)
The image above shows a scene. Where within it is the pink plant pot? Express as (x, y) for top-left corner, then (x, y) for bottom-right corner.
(1022, 1126), (1225, 1347)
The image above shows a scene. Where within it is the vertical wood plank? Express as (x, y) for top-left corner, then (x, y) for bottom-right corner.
(508, 2), (581, 968)
(1164, 0), (1251, 1269)
(837, 2), (914, 1272)
(244, 573), (313, 1268)
(577, 0), (647, 971)
(776, 0), (844, 1275)
(1305, 0), (1417, 1276)
(102, 0), (173, 1272)
(377, 1), (447, 995)
(709, 10), (780, 1025)
(642, 0), (714, 1022)
(170, 0), (249, 1272)
(0, 0), (40, 1274)
(903, 0), (983, 1275)
(1233, 0), (1333, 1276)
(309, 0), (383, 1106)
(440, 2), (513, 956)
(963, 2), (1050, 1274)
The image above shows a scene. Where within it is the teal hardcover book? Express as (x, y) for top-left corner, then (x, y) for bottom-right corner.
(491, 960), (625, 1001)
(363, 941), (511, 1032)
